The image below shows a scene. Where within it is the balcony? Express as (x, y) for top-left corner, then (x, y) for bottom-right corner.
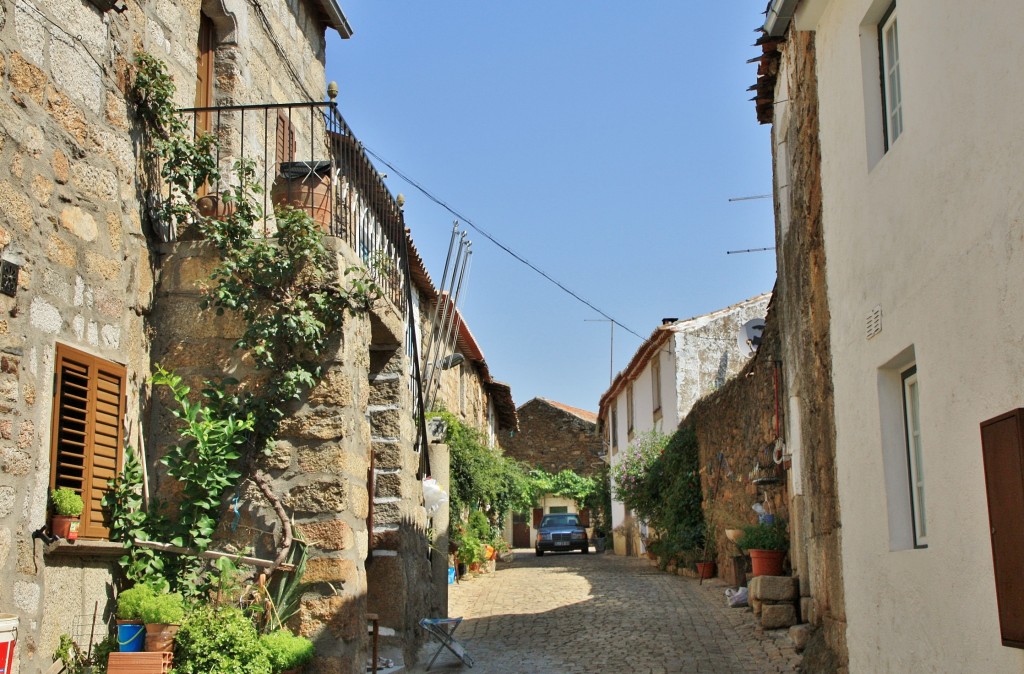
(163, 101), (407, 312)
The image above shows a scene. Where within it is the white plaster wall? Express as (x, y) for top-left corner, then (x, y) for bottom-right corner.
(809, 0), (1024, 670)
(605, 297), (768, 555)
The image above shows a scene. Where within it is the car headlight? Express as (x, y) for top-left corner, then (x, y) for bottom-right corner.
(537, 533), (547, 541)
(571, 532), (585, 540)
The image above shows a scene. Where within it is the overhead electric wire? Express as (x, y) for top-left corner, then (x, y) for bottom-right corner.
(363, 146), (647, 342)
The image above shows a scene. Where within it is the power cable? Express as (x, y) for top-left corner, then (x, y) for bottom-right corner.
(363, 146), (647, 342)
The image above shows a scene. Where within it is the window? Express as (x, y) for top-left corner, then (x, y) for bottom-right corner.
(879, 3), (903, 149)
(901, 365), (926, 546)
(651, 357), (662, 419)
(547, 506), (568, 515)
(610, 409), (618, 454)
(49, 344), (127, 540)
(626, 384), (635, 437)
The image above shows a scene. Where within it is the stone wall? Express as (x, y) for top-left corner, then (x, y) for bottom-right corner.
(0, 2), (154, 667)
(502, 398), (602, 476)
(687, 301), (788, 567)
(772, 30), (847, 672)
(0, 0), (348, 670)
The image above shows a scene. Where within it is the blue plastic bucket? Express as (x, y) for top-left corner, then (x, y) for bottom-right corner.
(117, 622), (145, 652)
(447, 567), (456, 584)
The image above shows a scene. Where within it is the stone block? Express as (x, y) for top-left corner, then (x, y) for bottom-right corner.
(369, 407), (401, 439)
(368, 376), (401, 406)
(59, 206), (98, 242)
(373, 440), (401, 470)
(298, 593), (364, 641)
(0, 446), (31, 476)
(289, 481), (347, 513)
(299, 519), (354, 552)
(304, 557), (358, 586)
(751, 597), (762, 617)
(372, 500), (401, 525)
(9, 53), (46, 105)
(0, 485), (15, 518)
(278, 407), (349, 441)
(752, 575), (799, 602)
(46, 88), (88, 144)
(789, 623), (814, 652)
(801, 596), (815, 624)
(366, 555), (407, 628)
(53, 149), (70, 184)
(760, 603), (798, 630)
(374, 472), (402, 499)
(307, 369), (354, 408)
(0, 180), (34, 234)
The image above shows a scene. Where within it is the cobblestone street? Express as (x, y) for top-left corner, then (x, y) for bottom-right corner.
(414, 550), (800, 674)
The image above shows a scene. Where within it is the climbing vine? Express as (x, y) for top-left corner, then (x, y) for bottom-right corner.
(108, 52), (382, 591)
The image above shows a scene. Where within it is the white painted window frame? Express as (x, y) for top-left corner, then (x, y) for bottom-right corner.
(879, 3), (903, 149)
(901, 365), (927, 547)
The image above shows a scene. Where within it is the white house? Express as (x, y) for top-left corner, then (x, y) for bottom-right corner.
(763, 0), (1024, 670)
(598, 293), (770, 556)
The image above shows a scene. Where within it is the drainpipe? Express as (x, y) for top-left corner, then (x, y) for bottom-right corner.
(764, 0), (800, 37)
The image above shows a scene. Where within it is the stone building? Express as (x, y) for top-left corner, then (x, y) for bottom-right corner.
(757, 0), (1024, 670)
(503, 397), (602, 477)
(0, 0), (473, 671)
(500, 397), (601, 549)
(598, 293), (771, 556)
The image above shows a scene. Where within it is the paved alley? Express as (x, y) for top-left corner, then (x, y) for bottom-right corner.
(415, 550), (800, 674)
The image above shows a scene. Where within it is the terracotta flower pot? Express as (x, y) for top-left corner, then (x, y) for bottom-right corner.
(749, 549), (786, 577)
(144, 623), (179, 653)
(696, 561), (717, 579)
(51, 515), (80, 541)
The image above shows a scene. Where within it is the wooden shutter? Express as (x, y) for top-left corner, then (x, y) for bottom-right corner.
(578, 508), (591, 527)
(980, 408), (1024, 649)
(195, 13), (215, 134)
(532, 508), (543, 528)
(50, 344), (126, 540)
(276, 111), (296, 167)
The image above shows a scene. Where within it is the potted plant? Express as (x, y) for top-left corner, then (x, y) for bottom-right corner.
(116, 585), (154, 652)
(261, 629), (314, 674)
(140, 591), (185, 653)
(50, 487), (84, 541)
(736, 518), (789, 577)
(695, 521), (718, 579)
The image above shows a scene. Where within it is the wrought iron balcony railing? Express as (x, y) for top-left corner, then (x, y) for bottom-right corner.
(165, 101), (407, 312)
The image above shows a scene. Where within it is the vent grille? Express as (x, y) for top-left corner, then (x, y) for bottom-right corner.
(866, 305), (882, 340)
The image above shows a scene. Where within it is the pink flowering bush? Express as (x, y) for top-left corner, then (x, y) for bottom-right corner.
(611, 430), (668, 523)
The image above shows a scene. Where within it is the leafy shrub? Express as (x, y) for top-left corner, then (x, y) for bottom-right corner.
(117, 585), (156, 621)
(139, 592), (185, 625)
(51, 487), (84, 516)
(261, 630), (314, 672)
(174, 605), (272, 674)
(611, 430), (668, 523)
(737, 519), (789, 551)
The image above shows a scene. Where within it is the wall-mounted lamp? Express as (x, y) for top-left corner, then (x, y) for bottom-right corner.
(438, 353), (465, 370)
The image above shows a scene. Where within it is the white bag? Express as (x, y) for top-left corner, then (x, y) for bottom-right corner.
(725, 587), (749, 608)
(422, 477), (448, 514)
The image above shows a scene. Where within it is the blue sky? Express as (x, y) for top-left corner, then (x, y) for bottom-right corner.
(326, 2), (776, 414)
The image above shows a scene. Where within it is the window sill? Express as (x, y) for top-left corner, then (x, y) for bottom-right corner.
(45, 539), (124, 559)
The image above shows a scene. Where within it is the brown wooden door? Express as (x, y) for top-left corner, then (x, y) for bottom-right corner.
(512, 512), (530, 548)
(578, 508), (591, 527)
(980, 409), (1024, 648)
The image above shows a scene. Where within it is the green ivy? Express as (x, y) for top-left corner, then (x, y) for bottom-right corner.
(107, 52), (383, 595)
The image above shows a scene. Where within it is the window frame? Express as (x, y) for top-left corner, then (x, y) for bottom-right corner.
(878, 2), (903, 150)
(651, 356), (662, 419)
(49, 344), (127, 541)
(901, 365), (927, 547)
(626, 383), (635, 439)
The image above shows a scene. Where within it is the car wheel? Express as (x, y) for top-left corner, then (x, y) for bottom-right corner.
(536, 548), (543, 557)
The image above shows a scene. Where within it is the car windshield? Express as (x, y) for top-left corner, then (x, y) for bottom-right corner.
(540, 515), (580, 528)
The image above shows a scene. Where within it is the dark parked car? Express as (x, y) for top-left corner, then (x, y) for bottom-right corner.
(535, 513), (589, 556)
